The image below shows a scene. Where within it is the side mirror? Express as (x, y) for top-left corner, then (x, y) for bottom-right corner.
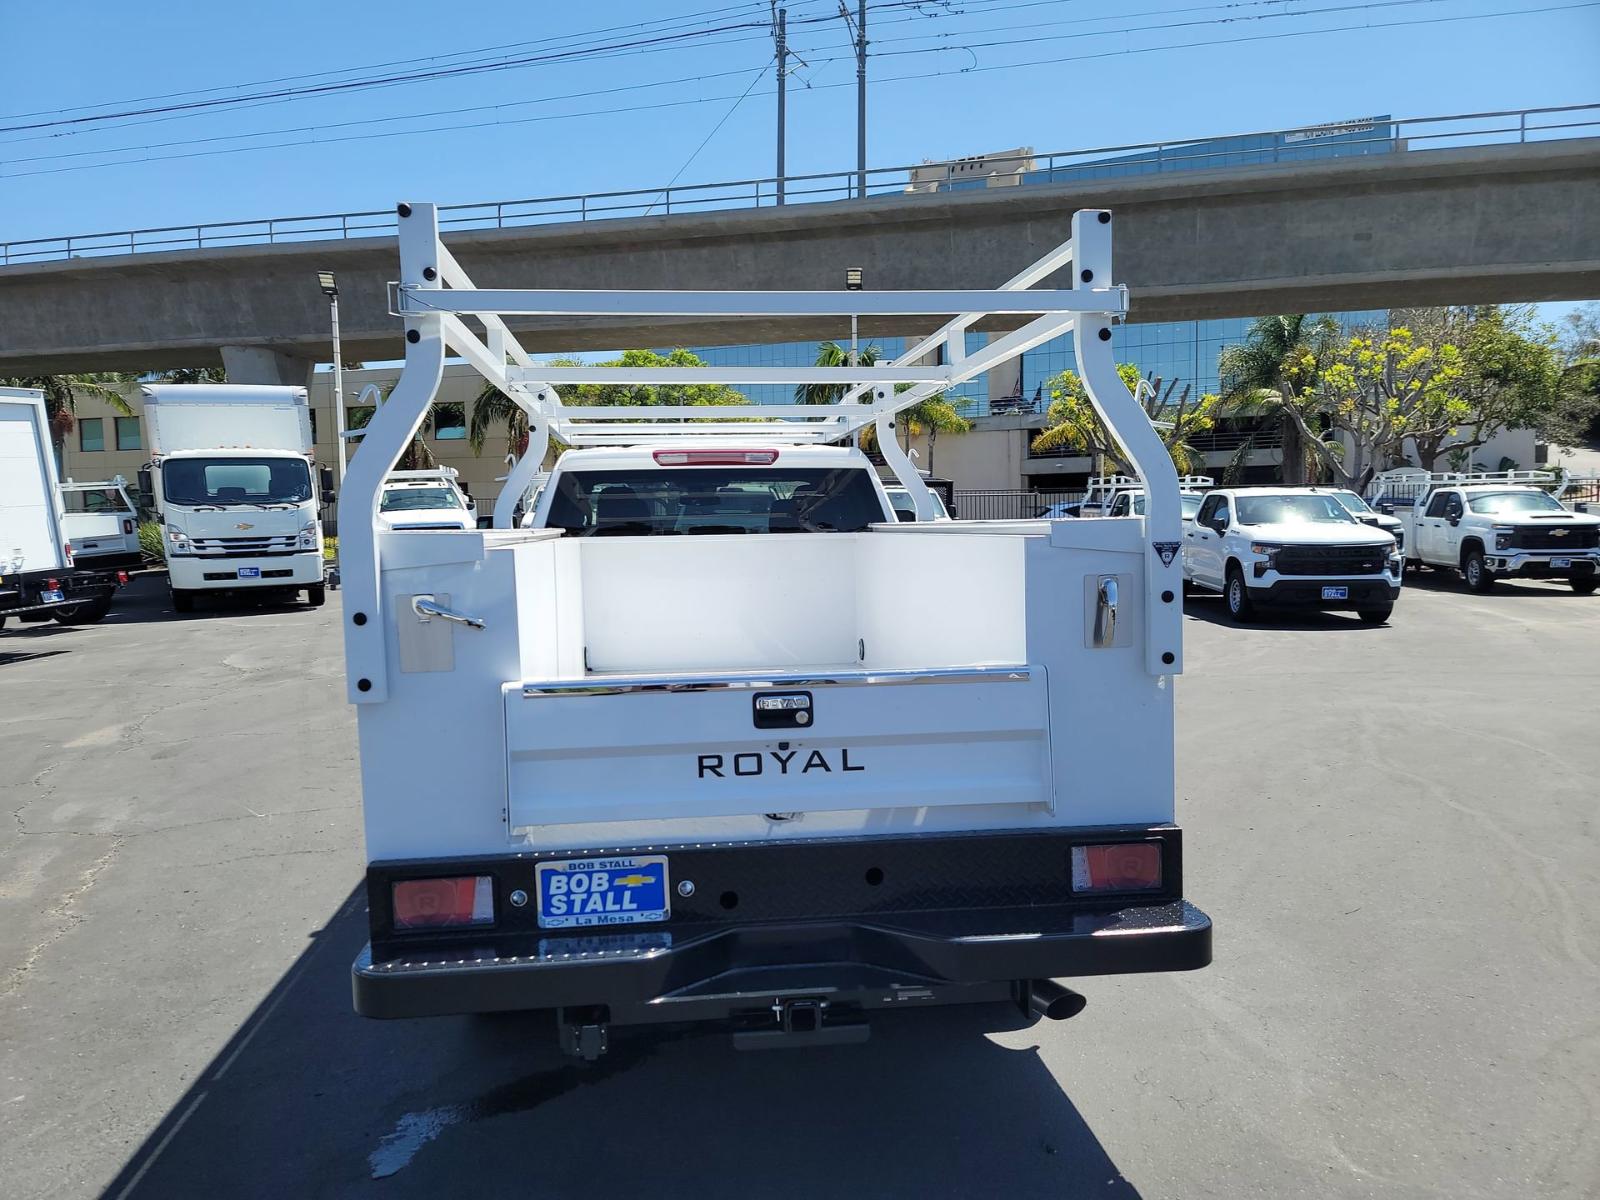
(1447, 515), (1460, 527)
(137, 467), (153, 505)
(1377, 502), (1394, 515)
(319, 466), (335, 496)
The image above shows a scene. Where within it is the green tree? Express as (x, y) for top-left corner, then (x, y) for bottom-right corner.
(794, 340), (882, 405)
(470, 349), (744, 459)
(0, 374), (133, 468)
(1031, 363), (1218, 476)
(1215, 315), (1341, 485)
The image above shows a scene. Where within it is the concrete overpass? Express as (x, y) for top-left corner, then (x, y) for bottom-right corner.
(2, 138), (1598, 383)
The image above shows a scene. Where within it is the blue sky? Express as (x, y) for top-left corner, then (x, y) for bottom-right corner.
(1, 0), (1596, 248)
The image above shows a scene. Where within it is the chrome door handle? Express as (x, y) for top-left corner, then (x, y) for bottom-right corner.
(1093, 575), (1119, 647)
(412, 595), (486, 630)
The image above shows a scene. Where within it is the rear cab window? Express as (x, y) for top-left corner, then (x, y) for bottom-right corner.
(544, 467), (888, 536)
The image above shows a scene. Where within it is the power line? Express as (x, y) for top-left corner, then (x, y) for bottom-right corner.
(646, 60), (777, 214)
(1, 1), (1589, 181)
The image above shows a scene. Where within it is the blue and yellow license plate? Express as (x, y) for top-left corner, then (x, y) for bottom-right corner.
(535, 855), (670, 929)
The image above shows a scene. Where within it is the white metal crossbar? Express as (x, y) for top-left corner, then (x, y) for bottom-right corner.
(338, 202), (1183, 703)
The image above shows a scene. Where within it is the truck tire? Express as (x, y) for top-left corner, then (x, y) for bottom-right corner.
(1357, 605), (1393, 625)
(1462, 547), (1495, 593)
(1225, 565), (1256, 623)
(306, 583), (327, 608)
(1571, 577), (1598, 595)
(52, 595), (113, 625)
(171, 589), (195, 613)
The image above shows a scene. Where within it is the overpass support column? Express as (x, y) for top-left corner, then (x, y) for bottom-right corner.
(221, 345), (315, 389)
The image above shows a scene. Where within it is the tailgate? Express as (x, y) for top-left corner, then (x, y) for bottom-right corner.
(503, 667), (1052, 828)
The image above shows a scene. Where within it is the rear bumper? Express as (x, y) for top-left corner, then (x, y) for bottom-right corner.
(353, 827), (1211, 1022)
(0, 566), (120, 617)
(1254, 577), (1400, 609)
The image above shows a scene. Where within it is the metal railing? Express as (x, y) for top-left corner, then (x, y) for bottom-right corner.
(4, 104), (1595, 266)
(955, 490), (1087, 521)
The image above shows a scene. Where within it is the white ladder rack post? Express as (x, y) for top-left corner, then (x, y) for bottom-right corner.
(338, 202), (1182, 702)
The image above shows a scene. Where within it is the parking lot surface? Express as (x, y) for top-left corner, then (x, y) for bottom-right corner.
(3, 573), (1598, 1199)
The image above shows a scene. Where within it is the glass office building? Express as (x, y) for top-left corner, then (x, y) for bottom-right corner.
(692, 118), (1396, 418)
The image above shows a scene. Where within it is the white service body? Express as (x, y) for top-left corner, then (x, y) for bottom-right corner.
(0, 390), (71, 577)
(58, 478), (140, 568)
(143, 385), (327, 603)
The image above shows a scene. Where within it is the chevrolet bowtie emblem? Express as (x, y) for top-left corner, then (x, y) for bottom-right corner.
(235, 522), (255, 530)
(1550, 529), (1568, 538)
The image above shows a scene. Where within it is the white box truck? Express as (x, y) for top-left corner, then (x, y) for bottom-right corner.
(140, 385), (333, 612)
(339, 203), (1209, 1058)
(1, 388), (125, 627)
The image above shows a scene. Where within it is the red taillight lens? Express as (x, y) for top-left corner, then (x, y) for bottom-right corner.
(392, 875), (495, 930)
(1070, 843), (1163, 893)
(46, 577), (60, 590)
(652, 448), (778, 466)
(117, 570), (130, 585)
(123, 519), (135, 535)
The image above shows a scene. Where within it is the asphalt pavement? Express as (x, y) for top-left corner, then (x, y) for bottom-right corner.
(2, 570), (1598, 1199)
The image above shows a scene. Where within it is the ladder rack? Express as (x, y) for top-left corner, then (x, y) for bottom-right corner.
(339, 202), (1184, 703)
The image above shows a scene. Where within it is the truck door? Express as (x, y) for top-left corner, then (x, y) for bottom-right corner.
(1418, 491), (1456, 562)
(1187, 494), (1227, 586)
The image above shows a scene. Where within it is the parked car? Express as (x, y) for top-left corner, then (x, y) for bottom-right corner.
(378, 468), (477, 531)
(1184, 487), (1402, 623)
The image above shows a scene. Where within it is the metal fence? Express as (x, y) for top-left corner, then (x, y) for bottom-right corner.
(955, 490), (1086, 521)
(4, 103), (1596, 266)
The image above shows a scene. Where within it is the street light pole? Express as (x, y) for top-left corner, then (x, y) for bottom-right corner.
(317, 271), (346, 485)
(845, 267), (863, 369)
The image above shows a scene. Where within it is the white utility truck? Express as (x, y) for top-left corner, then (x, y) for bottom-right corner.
(1079, 474), (1211, 519)
(341, 203), (1209, 1057)
(1184, 486), (1402, 623)
(58, 477), (141, 569)
(140, 385), (333, 612)
(1, 389), (125, 627)
(378, 468), (476, 531)
(1369, 469), (1600, 593)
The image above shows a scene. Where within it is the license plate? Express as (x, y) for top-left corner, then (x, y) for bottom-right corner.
(1551, 558), (1572, 569)
(1321, 586), (1349, 600)
(41, 589), (64, 603)
(236, 567), (261, 579)
(535, 855), (670, 930)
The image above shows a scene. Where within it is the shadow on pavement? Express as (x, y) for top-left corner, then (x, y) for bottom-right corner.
(102, 889), (1142, 1200)
(1398, 566), (1594, 599)
(100, 573), (321, 626)
(1181, 594), (1384, 631)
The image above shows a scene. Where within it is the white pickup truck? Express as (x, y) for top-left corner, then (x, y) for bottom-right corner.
(339, 203), (1209, 1057)
(1369, 470), (1600, 593)
(58, 477), (142, 569)
(1184, 486), (1402, 623)
(378, 468), (477, 531)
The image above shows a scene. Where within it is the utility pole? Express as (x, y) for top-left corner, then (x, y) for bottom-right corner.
(854, 0), (867, 199)
(774, 4), (787, 205)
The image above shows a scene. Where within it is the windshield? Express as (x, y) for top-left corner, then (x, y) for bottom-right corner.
(1235, 494), (1358, 526)
(1330, 490), (1375, 516)
(60, 488), (131, 515)
(545, 467), (888, 535)
(162, 457), (312, 507)
(1467, 491), (1565, 515)
(381, 487), (463, 512)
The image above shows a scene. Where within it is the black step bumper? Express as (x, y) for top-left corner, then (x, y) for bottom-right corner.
(1257, 577), (1399, 609)
(353, 828), (1212, 1023)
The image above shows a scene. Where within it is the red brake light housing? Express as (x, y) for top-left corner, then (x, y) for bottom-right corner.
(392, 875), (495, 931)
(1070, 843), (1163, 893)
(652, 449), (778, 466)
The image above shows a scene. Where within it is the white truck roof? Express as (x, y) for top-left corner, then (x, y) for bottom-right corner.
(141, 384), (311, 457)
(550, 443), (873, 473)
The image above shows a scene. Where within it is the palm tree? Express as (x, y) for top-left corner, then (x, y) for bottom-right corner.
(1215, 315), (1342, 485)
(794, 341), (882, 405)
(860, 389), (972, 469)
(1030, 365), (1216, 475)
(470, 383), (531, 460)
(1, 374), (134, 471)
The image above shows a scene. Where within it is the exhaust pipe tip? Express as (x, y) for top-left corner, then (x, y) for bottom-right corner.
(1028, 978), (1087, 1021)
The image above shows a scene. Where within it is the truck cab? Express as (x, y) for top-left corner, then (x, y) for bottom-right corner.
(142, 385), (332, 613)
(1378, 472), (1600, 593)
(378, 468), (476, 531)
(1183, 486), (1402, 623)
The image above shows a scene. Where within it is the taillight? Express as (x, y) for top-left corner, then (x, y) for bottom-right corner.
(123, 519), (135, 535)
(392, 875), (495, 930)
(46, 577), (60, 591)
(63, 543), (73, 563)
(117, 571), (130, 585)
(652, 448), (778, 466)
(1070, 843), (1163, 893)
